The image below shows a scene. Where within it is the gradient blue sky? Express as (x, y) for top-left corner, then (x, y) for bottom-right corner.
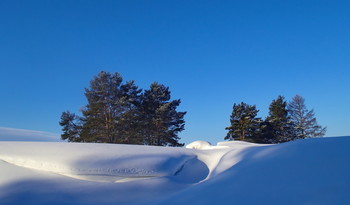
(0, 0), (349, 144)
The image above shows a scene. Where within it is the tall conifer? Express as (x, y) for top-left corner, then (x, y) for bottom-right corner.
(287, 95), (326, 139)
(140, 82), (186, 146)
(225, 102), (261, 142)
(265, 96), (294, 143)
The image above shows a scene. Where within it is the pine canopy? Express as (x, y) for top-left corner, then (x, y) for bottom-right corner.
(59, 71), (186, 146)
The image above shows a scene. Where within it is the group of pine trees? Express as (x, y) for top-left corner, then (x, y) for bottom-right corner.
(59, 71), (186, 146)
(225, 95), (326, 143)
(60, 71), (327, 146)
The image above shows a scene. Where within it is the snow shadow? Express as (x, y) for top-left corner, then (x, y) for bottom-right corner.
(0, 173), (192, 205)
(0, 179), (82, 205)
(171, 156), (209, 184)
(67, 154), (209, 184)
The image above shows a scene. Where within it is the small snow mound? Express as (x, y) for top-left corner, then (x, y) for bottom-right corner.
(186, 141), (212, 150)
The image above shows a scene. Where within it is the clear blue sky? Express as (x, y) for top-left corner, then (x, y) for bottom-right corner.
(0, 0), (349, 144)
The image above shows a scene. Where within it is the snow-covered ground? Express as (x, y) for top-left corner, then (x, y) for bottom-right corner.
(0, 127), (60, 142)
(1, 137), (350, 205)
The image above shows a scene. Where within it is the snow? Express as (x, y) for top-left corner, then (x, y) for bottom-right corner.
(186, 140), (212, 149)
(1, 136), (350, 205)
(0, 127), (60, 142)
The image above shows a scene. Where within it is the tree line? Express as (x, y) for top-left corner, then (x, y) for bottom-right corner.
(225, 95), (326, 143)
(59, 71), (186, 146)
(60, 71), (326, 146)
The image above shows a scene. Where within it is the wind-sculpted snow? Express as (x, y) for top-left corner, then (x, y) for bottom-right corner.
(156, 137), (350, 205)
(0, 142), (208, 183)
(1, 137), (350, 205)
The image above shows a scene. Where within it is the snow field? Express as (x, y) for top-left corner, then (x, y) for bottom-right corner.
(0, 142), (203, 183)
(1, 137), (350, 205)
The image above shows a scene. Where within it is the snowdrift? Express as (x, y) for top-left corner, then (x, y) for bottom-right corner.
(0, 142), (208, 183)
(1, 137), (350, 205)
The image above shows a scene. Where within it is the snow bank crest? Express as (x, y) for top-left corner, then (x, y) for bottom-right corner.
(186, 141), (212, 150)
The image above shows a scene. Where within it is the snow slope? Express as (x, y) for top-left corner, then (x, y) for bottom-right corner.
(157, 137), (350, 205)
(0, 127), (60, 142)
(1, 137), (350, 205)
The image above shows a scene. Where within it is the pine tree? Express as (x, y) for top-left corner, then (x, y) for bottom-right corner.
(287, 94), (326, 139)
(225, 102), (262, 142)
(59, 71), (186, 146)
(264, 96), (294, 143)
(59, 111), (83, 142)
(60, 71), (142, 143)
(117, 80), (143, 144)
(81, 71), (125, 143)
(139, 82), (186, 146)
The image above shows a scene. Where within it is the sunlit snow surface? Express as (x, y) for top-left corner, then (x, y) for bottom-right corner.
(1, 137), (350, 205)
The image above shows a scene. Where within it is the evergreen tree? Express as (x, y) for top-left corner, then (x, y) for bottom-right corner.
(225, 102), (262, 142)
(81, 71), (125, 143)
(287, 94), (326, 139)
(60, 71), (143, 143)
(117, 80), (143, 144)
(258, 120), (274, 143)
(264, 96), (294, 143)
(140, 82), (186, 146)
(59, 111), (83, 142)
(59, 71), (186, 146)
